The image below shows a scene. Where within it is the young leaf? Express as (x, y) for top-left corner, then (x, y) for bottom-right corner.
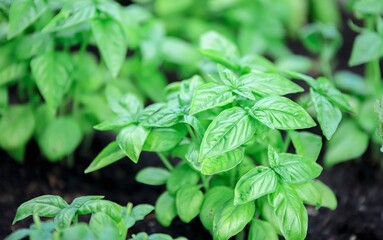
(176, 185), (204, 223)
(8, 0), (48, 38)
(199, 187), (233, 231)
(234, 166), (278, 205)
(349, 31), (383, 66)
(290, 131), (322, 161)
(31, 52), (73, 111)
(311, 89), (341, 140)
(239, 73), (303, 97)
(155, 192), (177, 227)
(0, 105), (35, 150)
(91, 18), (127, 78)
(116, 125), (150, 163)
(166, 163), (200, 195)
(295, 182), (322, 207)
(61, 224), (96, 240)
(213, 198), (255, 240)
(248, 220), (278, 240)
(199, 31), (240, 70)
(324, 119), (369, 167)
(136, 167), (170, 186)
(250, 96), (316, 130)
(85, 142), (125, 173)
(199, 107), (256, 160)
(13, 195), (68, 224)
(269, 184), (308, 240)
(142, 127), (185, 152)
(94, 115), (134, 131)
(201, 148), (244, 175)
(89, 212), (120, 240)
(271, 153), (322, 184)
(77, 200), (122, 222)
(312, 180), (337, 210)
(38, 117), (82, 162)
(43, 1), (96, 32)
(54, 207), (78, 229)
(189, 83), (234, 115)
(132, 204), (154, 221)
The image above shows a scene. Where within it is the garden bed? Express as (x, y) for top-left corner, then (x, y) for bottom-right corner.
(1, 135), (382, 240)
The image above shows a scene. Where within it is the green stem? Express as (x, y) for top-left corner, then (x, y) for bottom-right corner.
(72, 214), (78, 224)
(158, 152), (173, 170)
(283, 133), (291, 152)
(186, 125), (198, 142)
(201, 175), (209, 191)
(365, 17), (382, 97)
(33, 214), (42, 230)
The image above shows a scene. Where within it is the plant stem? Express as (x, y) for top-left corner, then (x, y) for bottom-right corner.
(186, 125), (198, 142)
(283, 133), (291, 152)
(157, 152), (173, 170)
(33, 214), (42, 230)
(201, 174), (210, 191)
(365, 17), (382, 97)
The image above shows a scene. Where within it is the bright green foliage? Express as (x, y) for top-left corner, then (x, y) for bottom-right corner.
(9, 195), (180, 240)
(87, 32), (342, 240)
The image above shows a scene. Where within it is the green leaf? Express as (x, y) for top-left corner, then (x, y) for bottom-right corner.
(200, 107), (256, 160)
(85, 142), (125, 173)
(77, 200), (122, 222)
(31, 52), (73, 111)
(295, 182), (322, 207)
(4, 229), (30, 240)
(248, 220), (278, 240)
(0, 63), (28, 86)
(0, 105), (35, 150)
(92, 17), (127, 78)
(181, 115), (205, 139)
(201, 148), (244, 175)
(54, 207), (77, 230)
(13, 195), (68, 224)
(234, 166), (278, 205)
(132, 204), (154, 221)
(8, 0), (48, 38)
(316, 77), (354, 112)
(269, 184), (308, 240)
(155, 192), (177, 227)
(176, 185), (204, 223)
(353, 0), (383, 15)
(43, 1), (96, 32)
(199, 31), (240, 70)
(213, 198), (255, 240)
(38, 117), (82, 162)
(312, 180), (337, 210)
(324, 119), (369, 167)
(142, 127), (185, 152)
(290, 131), (322, 161)
(141, 108), (181, 128)
(166, 163), (200, 196)
(250, 96), (316, 130)
(239, 73), (303, 97)
(15, 33), (53, 59)
(160, 37), (200, 65)
(94, 115), (134, 131)
(136, 167), (170, 186)
(334, 71), (368, 96)
(119, 93), (144, 118)
(117, 125), (150, 163)
(89, 212), (120, 240)
(61, 224), (95, 240)
(271, 153), (322, 184)
(311, 89), (342, 140)
(199, 186), (233, 231)
(154, 0), (193, 15)
(189, 83), (235, 115)
(349, 31), (383, 66)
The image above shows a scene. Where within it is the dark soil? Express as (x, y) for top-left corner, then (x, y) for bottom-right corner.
(1, 133), (383, 240)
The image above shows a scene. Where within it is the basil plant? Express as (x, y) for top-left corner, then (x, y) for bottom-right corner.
(85, 32), (347, 240)
(8, 195), (185, 240)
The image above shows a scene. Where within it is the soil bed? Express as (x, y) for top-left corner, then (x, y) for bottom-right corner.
(1, 135), (383, 240)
